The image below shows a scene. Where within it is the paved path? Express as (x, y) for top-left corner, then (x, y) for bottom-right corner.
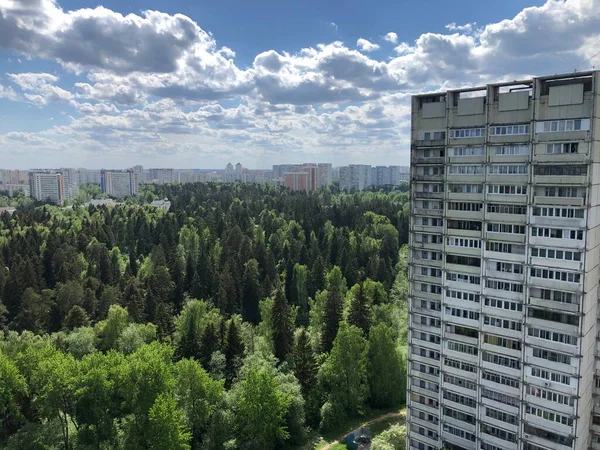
(319, 409), (406, 450)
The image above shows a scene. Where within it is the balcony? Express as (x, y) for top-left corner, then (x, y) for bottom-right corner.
(486, 212), (527, 224)
(414, 157), (445, 165)
(413, 174), (444, 181)
(533, 174), (587, 185)
(414, 139), (446, 147)
(526, 276), (582, 294)
(486, 193), (527, 203)
(533, 196), (585, 207)
(413, 208), (443, 216)
(445, 228), (482, 238)
(529, 216), (586, 230)
(445, 210), (483, 221)
(534, 152), (588, 164)
(447, 192), (483, 202)
(411, 257), (443, 268)
(528, 296), (579, 314)
(445, 174), (484, 183)
(483, 250), (525, 263)
(413, 191), (444, 199)
(485, 269), (524, 283)
(485, 231), (526, 244)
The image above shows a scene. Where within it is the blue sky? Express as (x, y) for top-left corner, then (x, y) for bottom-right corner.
(0, 0), (597, 169)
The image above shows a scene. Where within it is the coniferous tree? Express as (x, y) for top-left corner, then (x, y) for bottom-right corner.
(272, 289), (293, 363)
(241, 259), (261, 325)
(123, 277), (146, 323)
(218, 264), (236, 317)
(199, 321), (219, 370)
(291, 264), (309, 327)
(293, 329), (317, 396)
(321, 266), (346, 353)
(223, 319), (244, 388)
(347, 282), (372, 337)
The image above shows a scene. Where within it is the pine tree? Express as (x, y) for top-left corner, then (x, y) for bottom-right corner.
(292, 264), (309, 327)
(241, 259), (261, 325)
(272, 289), (293, 363)
(310, 255), (326, 297)
(293, 329), (317, 396)
(218, 264), (236, 317)
(199, 321), (219, 370)
(321, 266), (346, 353)
(223, 319), (244, 388)
(347, 282), (372, 337)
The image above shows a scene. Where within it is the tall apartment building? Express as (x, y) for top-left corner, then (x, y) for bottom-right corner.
(339, 164), (372, 191)
(29, 172), (65, 204)
(100, 170), (137, 198)
(407, 71), (600, 450)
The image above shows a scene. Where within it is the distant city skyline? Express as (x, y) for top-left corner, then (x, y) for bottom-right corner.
(2, 0), (599, 168)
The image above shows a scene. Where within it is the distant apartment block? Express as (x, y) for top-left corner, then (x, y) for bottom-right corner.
(146, 168), (174, 185)
(0, 183), (30, 197)
(406, 71), (600, 450)
(0, 169), (28, 185)
(339, 164), (372, 191)
(274, 163), (332, 191)
(29, 172), (65, 204)
(100, 170), (138, 198)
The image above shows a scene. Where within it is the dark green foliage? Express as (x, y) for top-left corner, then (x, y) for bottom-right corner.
(321, 266), (346, 353)
(0, 183), (410, 449)
(271, 289), (293, 364)
(347, 282), (372, 336)
(223, 319), (244, 388)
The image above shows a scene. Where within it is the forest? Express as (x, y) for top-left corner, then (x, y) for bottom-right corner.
(0, 182), (410, 450)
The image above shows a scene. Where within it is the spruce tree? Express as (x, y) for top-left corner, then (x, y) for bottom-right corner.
(223, 319), (244, 388)
(199, 321), (219, 370)
(321, 266), (346, 353)
(293, 329), (317, 395)
(347, 282), (372, 337)
(241, 259), (261, 325)
(272, 289), (293, 363)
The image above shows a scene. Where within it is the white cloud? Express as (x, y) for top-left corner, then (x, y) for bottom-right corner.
(7, 72), (74, 105)
(2, 0), (600, 167)
(356, 38), (380, 52)
(0, 84), (19, 101)
(445, 22), (476, 33)
(383, 32), (398, 44)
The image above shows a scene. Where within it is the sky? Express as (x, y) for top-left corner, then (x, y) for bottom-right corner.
(0, 0), (599, 170)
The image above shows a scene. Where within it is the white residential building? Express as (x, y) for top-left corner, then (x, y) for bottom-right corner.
(100, 170), (137, 198)
(29, 172), (65, 204)
(407, 71), (600, 450)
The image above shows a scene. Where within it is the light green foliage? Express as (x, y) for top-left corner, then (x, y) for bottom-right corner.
(117, 322), (157, 354)
(371, 424), (406, 450)
(232, 367), (291, 450)
(95, 304), (129, 351)
(65, 327), (97, 359)
(0, 353), (28, 439)
(148, 393), (191, 450)
(174, 358), (224, 443)
(368, 324), (404, 408)
(318, 323), (369, 430)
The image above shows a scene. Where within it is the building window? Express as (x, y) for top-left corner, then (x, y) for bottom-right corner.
(445, 289), (480, 303)
(493, 144), (529, 155)
(534, 165), (587, 176)
(449, 128), (485, 138)
(485, 279), (523, 293)
(532, 207), (584, 219)
(537, 118), (590, 133)
(488, 164), (528, 175)
(482, 370), (520, 389)
(448, 165), (484, 175)
(484, 334), (521, 351)
(484, 297), (522, 312)
(487, 184), (527, 195)
(531, 347), (572, 365)
(448, 183), (482, 193)
(448, 202), (482, 211)
(487, 223), (525, 234)
(546, 142), (579, 154)
(529, 267), (581, 283)
(530, 367), (571, 385)
(481, 388), (519, 407)
(446, 272), (480, 285)
(528, 327), (578, 346)
(484, 315), (521, 331)
(526, 384), (574, 406)
(525, 405), (573, 427)
(487, 203), (527, 215)
(450, 146), (484, 156)
(482, 351), (520, 369)
(531, 247), (582, 262)
(489, 124), (529, 136)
